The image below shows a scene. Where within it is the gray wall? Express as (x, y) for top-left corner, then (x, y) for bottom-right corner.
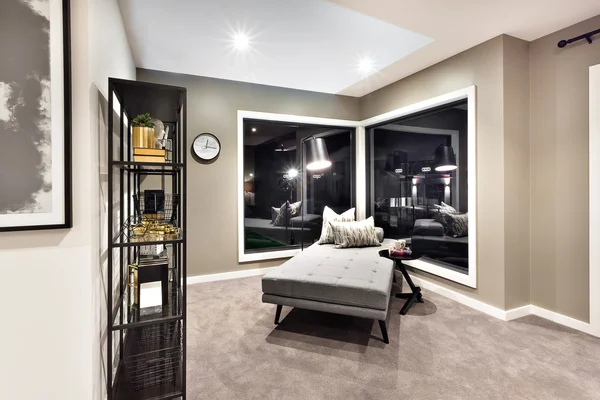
(360, 36), (508, 309)
(529, 15), (600, 322)
(503, 35), (531, 310)
(137, 69), (359, 276)
(139, 14), (600, 321)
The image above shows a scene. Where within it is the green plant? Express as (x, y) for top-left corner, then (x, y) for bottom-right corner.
(131, 113), (155, 128)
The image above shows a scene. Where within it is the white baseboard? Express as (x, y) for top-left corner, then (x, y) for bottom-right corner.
(182, 266), (599, 338)
(531, 305), (596, 336)
(410, 276), (511, 321)
(504, 305), (533, 321)
(186, 266), (278, 285)
(410, 275), (598, 337)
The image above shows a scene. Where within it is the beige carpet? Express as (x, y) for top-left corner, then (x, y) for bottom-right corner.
(186, 275), (600, 400)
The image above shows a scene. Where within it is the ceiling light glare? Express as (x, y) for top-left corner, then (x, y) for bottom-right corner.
(233, 32), (250, 50)
(358, 56), (375, 75)
(286, 168), (299, 179)
(251, 127), (257, 132)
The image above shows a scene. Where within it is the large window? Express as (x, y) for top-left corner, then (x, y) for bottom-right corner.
(366, 98), (474, 282)
(241, 118), (354, 258)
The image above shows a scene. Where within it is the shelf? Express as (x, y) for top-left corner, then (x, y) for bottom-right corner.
(112, 161), (184, 175)
(113, 355), (183, 400)
(112, 235), (184, 248)
(113, 275), (183, 331)
(110, 78), (185, 124)
(113, 215), (182, 248)
(113, 373), (183, 400)
(107, 77), (186, 400)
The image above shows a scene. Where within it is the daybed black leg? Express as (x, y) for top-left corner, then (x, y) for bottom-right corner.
(378, 320), (389, 344)
(274, 305), (283, 325)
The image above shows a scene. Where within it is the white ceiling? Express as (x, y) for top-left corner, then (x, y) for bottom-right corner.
(331, 0), (600, 96)
(119, 0), (432, 95)
(119, 0), (600, 97)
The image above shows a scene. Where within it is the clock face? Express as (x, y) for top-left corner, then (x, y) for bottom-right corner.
(193, 133), (221, 161)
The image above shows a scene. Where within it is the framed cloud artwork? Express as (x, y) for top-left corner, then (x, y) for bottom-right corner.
(0, 0), (72, 231)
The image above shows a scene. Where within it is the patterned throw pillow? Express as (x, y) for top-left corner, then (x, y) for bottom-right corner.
(435, 202), (458, 214)
(270, 207), (280, 224)
(317, 206), (355, 244)
(433, 202), (459, 234)
(288, 201), (302, 218)
(328, 217), (381, 249)
(445, 212), (469, 238)
(273, 202), (290, 226)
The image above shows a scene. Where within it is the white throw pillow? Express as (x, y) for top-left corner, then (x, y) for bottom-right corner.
(329, 217), (381, 249)
(317, 206), (355, 244)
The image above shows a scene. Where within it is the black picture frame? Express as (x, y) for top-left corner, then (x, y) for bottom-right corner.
(0, 0), (72, 232)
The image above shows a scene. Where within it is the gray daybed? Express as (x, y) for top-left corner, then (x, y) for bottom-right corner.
(261, 238), (396, 343)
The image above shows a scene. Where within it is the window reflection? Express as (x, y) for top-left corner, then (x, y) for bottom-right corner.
(243, 120), (354, 254)
(367, 100), (469, 273)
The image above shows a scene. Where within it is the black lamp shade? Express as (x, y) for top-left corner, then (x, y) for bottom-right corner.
(434, 145), (457, 172)
(306, 138), (331, 170)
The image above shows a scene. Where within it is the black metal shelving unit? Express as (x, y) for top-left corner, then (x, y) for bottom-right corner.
(107, 78), (187, 400)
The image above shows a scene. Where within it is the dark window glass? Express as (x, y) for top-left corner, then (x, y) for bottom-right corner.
(243, 120), (354, 254)
(367, 101), (469, 273)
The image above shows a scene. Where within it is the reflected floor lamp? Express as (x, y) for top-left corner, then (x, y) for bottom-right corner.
(301, 136), (332, 250)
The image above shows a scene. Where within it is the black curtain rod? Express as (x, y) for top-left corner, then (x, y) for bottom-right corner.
(558, 28), (600, 48)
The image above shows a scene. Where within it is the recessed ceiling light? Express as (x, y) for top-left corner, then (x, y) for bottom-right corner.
(251, 127), (257, 132)
(233, 32), (250, 50)
(358, 56), (376, 75)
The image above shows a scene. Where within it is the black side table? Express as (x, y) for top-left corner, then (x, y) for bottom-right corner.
(378, 249), (424, 315)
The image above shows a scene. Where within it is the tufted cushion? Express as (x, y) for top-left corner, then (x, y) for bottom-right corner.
(262, 239), (395, 310)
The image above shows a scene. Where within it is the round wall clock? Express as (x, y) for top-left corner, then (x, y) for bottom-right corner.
(192, 133), (221, 162)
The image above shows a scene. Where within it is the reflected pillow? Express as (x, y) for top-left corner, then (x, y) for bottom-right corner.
(270, 207), (280, 224)
(433, 202), (459, 234)
(289, 200), (302, 218)
(445, 212), (469, 238)
(273, 202), (290, 227)
(329, 217), (381, 249)
(317, 206), (355, 244)
(434, 202), (458, 214)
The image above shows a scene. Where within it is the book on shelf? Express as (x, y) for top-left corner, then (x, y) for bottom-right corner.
(133, 154), (166, 163)
(134, 148), (166, 157)
(128, 264), (138, 306)
(138, 256), (169, 267)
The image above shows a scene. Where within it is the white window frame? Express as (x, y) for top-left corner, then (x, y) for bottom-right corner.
(237, 111), (359, 263)
(360, 86), (478, 288)
(589, 64), (600, 336)
(237, 87), (477, 289)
